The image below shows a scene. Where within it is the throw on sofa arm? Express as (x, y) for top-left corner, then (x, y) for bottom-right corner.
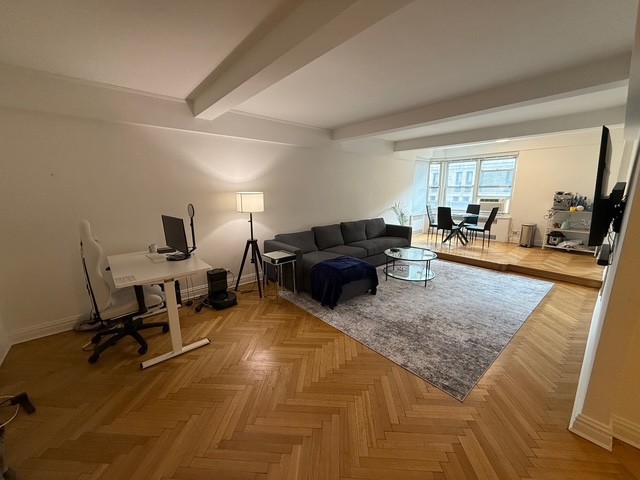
(263, 239), (303, 290)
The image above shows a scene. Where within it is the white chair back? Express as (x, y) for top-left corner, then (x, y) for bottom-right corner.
(80, 220), (113, 313)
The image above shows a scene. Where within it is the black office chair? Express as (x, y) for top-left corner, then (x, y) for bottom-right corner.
(466, 207), (499, 248)
(437, 207), (462, 245)
(79, 220), (169, 364)
(425, 205), (438, 237)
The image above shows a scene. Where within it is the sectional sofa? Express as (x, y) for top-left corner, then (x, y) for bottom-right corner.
(264, 218), (412, 295)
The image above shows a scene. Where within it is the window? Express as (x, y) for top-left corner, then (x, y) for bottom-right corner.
(414, 154), (517, 214)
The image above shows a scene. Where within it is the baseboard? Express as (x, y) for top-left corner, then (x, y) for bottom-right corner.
(6, 284), (209, 346)
(612, 414), (640, 449)
(569, 413), (613, 450)
(8, 314), (82, 345)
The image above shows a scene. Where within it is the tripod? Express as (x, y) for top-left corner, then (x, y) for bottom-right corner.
(235, 212), (263, 298)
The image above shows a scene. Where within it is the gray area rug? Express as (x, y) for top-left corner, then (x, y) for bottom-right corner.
(280, 259), (553, 401)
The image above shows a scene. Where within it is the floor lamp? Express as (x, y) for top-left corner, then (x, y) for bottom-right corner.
(235, 192), (264, 298)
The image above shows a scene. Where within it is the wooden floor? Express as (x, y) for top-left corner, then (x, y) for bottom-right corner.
(1, 243), (638, 479)
(412, 233), (604, 288)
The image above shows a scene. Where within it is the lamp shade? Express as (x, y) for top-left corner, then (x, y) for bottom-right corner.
(236, 192), (264, 213)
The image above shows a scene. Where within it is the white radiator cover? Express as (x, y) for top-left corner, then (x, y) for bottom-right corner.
(491, 216), (511, 242)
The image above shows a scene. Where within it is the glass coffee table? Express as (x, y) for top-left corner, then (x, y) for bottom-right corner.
(383, 247), (437, 287)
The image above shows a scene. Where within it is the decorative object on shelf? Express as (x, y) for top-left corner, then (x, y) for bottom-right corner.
(543, 193), (595, 254)
(235, 191), (265, 298)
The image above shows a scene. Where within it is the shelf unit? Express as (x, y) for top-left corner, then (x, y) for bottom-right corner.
(543, 210), (595, 254)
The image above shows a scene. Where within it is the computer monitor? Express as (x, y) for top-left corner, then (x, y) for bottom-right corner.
(161, 215), (190, 261)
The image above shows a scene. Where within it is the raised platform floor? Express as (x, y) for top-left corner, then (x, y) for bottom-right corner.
(412, 232), (604, 288)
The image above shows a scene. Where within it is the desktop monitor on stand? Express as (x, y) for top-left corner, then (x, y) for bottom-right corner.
(162, 204), (196, 261)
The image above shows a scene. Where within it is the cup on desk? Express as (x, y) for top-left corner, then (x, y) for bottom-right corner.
(148, 243), (157, 253)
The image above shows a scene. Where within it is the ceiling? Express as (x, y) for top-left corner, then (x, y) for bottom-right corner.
(0, 0), (638, 150)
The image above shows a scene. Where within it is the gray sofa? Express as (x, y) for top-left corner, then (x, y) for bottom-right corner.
(264, 218), (412, 294)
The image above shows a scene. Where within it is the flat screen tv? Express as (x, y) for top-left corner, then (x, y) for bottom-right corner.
(588, 126), (626, 248)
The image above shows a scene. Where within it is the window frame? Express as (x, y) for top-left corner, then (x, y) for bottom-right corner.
(418, 154), (517, 215)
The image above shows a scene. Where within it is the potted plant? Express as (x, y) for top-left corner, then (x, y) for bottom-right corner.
(388, 202), (410, 226)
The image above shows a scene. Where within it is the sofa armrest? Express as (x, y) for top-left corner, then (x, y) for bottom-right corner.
(386, 224), (412, 244)
(263, 239), (304, 289)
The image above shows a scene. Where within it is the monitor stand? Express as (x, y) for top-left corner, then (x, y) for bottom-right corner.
(166, 252), (190, 261)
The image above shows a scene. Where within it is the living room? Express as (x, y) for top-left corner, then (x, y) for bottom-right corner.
(1, 1), (639, 477)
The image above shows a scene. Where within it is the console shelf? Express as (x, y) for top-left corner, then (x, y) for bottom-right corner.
(544, 210), (595, 255)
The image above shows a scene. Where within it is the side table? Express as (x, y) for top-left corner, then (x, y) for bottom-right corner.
(262, 250), (297, 297)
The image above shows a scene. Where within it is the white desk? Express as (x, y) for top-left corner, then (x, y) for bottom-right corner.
(107, 252), (212, 369)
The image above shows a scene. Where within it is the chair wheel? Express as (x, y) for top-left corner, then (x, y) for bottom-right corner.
(88, 353), (99, 364)
(162, 325), (169, 333)
(138, 345), (148, 355)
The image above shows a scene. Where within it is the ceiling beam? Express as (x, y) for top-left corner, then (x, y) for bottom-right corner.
(188, 0), (411, 121)
(394, 105), (626, 151)
(332, 54), (632, 141)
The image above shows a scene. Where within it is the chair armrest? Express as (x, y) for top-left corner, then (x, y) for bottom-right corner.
(386, 224), (412, 244)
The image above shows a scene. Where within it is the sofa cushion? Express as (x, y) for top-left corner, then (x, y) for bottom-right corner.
(365, 218), (387, 239)
(324, 244), (368, 258)
(350, 236), (409, 256)
(340, 220), (367, 244)
(312, 224), (344, 250)
(274, 230), (318, 253)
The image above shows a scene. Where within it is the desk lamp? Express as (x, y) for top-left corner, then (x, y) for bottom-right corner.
(235, 192), (264, 298)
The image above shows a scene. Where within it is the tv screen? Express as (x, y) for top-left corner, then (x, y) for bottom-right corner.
(588, 126), (613, 247)
(161, 215), (190, 261)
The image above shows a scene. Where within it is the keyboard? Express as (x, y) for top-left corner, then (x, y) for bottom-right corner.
(145, 252), (167, 263)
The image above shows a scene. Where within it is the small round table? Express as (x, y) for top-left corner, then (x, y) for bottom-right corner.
(383, 247), (437, 287)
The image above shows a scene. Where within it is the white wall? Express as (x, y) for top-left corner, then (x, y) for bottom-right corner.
(0, 316), (9, 364)
(0, 106), (414, 344)
(419, 128), (625, 245)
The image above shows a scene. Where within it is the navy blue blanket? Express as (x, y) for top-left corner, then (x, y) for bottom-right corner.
(310, 256), (378, 309)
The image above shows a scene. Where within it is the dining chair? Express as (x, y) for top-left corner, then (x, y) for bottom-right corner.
(463, 203), (481, 239)
(466, 207), (499, 248)
(425, 204), (438, 237)
(437, 207), (462, 245)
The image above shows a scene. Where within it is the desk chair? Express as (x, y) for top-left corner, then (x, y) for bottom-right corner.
(425, 205), (438, 237)
(79, 220), (169, 364)
(466, 207), (499, 248)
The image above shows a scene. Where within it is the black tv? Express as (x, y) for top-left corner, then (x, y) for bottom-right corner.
(161, 215), (191, 261)
(588, 126), (613, 246)
(588, 126), (627, 248)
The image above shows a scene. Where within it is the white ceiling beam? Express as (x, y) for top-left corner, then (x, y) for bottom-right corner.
(189, 0), (411, 121)
(332, 54), (631, 141)
(394, 105), (626, 151)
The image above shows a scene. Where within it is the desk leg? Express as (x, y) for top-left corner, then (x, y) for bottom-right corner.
(140, 279), (210, 369)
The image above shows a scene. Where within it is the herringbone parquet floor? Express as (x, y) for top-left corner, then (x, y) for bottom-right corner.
(1, 243), (638, 479)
